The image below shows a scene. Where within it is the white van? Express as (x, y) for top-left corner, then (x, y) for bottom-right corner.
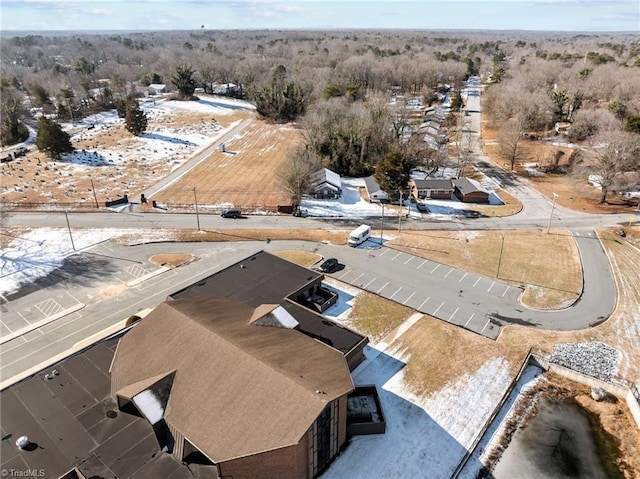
(348, 224), (371, 247)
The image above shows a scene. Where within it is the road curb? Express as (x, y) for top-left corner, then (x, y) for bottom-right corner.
(0, 303), (85, 345)
(126, 266), (171, 287)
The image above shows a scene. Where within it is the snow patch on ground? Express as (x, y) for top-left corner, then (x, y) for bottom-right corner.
(323, 349), (512, 478)
(0, 228), (178, 296)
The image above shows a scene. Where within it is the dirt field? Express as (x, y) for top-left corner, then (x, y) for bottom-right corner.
(150, 120), (302, 209)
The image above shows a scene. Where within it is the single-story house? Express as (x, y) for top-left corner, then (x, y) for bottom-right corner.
(453, 177), (490, 203)
(110, 251), (370, 479)
(411, 178), (455, 200)
(310, 168), (342, 199)
(364, 176), (389, 203)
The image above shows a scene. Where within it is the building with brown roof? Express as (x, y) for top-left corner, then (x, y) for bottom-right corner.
(411, 178), (455, 200)
(110, 251), (369, 479)
(453, 177), (490, 203)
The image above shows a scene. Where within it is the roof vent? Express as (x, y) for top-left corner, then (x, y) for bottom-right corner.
(16, 436), (29, 449)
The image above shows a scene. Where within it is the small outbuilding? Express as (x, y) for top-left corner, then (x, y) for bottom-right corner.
(453, 177), (490, 203)
(364, 176), (389, 203)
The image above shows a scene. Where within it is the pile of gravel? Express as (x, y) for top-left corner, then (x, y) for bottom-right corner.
(549, 341), (621, 382)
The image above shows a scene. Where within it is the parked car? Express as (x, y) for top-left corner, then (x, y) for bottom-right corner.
(417, 203), (429, 213)
(318, 258), (339, 273)
(220, 209), (241, 218)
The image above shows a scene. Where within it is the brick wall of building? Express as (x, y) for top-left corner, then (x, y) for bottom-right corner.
(218, 435), (309, 479)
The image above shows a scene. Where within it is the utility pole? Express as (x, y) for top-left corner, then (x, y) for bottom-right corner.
(90, 179), (99, 209)
(193, 187), (201, 231)
(64, 210), (76, 251)
(546, 192), (558, 234)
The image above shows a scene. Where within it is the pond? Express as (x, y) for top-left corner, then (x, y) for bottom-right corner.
(492, 397), (622, 478)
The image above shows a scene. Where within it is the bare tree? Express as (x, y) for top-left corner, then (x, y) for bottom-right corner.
(583, 130), (640, 204)
(498, 117), (527, 171)
(277, 146), (320, 208)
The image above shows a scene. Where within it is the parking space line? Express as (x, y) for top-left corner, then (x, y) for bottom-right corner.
(444, 268), (454, 278)
(449, 307), (459, 321)
(377, 282), (390, 294)
(431, 264), (440, 274)
(417, 259), (427, 269)
(390, 287), (403, 300)
(363, 277), (377, 289)
(2, 322), (13, 333)
(433, 302), (444, 316)
(36, 299), (63, 317)
(338, 269), (352, 280)
(480, 319), (491, 334)
(487, 281), (495, 293)
(353, 272), (364, 283)
(403, 292), (416, 305)
(404, 256), (413, 265)
(418, 297), (430, 310)
(473, 277), (482, 287)
(464, 313), (475, 327)
(459, 272), (468, 283)
(502, 286), (510, 297)
(391, 252), (403, 261)
(378, 249), (389, 256)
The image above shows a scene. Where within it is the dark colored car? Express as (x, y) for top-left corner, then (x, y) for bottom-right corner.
(220, 209), (241, 218)
(417, 203), (429, 213)
(318, 258), (339, 273)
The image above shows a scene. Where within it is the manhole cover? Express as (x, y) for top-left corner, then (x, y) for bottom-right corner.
(106, 410), (118, 419)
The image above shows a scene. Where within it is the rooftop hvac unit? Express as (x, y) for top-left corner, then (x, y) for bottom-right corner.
(16, 436), (29, 449)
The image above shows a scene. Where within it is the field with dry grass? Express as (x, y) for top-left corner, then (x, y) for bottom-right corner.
(151, 120), (302, 209)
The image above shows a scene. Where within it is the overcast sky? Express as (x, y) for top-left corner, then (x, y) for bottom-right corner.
(1, 0), (638, 32)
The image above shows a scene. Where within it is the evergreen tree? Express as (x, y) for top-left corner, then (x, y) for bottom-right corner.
(171, 64), (197, 99)
(124, 99), (148, 136)
(373, 151), (414, 202)
(36, 117), (74, 160)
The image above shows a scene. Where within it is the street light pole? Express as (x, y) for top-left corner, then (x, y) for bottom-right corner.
(380, 203), (385, 246)
(546, 192), (558, 234)
(193, 187), (201, 231)
(398, 190), (403, 232)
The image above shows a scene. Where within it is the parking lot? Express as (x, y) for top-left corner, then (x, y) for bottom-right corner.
(324, 244), (524, 340)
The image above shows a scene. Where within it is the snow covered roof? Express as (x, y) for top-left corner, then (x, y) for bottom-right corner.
(311, 168), (341, 189)
(453, 177), (489, 195)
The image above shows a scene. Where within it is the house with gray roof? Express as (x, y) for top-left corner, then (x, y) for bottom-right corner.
(310, 168), (342, 199)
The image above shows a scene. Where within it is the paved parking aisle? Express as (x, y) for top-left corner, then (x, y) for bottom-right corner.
(328, 246), (524, 339)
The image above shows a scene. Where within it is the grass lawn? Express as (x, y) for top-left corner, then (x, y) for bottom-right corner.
(346, 292), (414, 343)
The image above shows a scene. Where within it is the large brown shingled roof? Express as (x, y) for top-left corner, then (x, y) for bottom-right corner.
(110, 296), (354, 463)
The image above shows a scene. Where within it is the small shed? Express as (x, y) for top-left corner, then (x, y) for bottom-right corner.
(148, 84), (166, 95)
(411, 178), (454, 200)
(453, 177), (490, 203)
(364, 176), (389, 203)
(310, 168), (342, 199)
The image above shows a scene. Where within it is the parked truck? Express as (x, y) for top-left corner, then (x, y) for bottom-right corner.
(348, 224), (371, 247)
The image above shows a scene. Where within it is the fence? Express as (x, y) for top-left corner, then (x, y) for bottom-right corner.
(452, 350), (640, 478)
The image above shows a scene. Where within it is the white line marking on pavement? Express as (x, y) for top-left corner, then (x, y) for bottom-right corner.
(480, 319), (491, 334)
(353, 272), (364, 283)
(449, 307), (459, 321)
(417, 259), (427, 269)
(433, 302), (444, 316)
(403, 292), (416, 305)
(390, 287), (403, 299)
(502, 286), (510, 297)
(379, 249), (389, 256)
(392, 252), (403, 261)
(431, 264), (440, 274)
(418, 297), (431, 310)
(487, 281), (495, 293)
(338, 269), (352, 280)
(473, 277), (481, 287)
(459, 272), (468, 283)
(377, 282), (390, 294)
(464, 313), (475, 327)
(363, 277), (377, 289)
(444, 268), (454, 278)
(404, 256), (413, 265)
